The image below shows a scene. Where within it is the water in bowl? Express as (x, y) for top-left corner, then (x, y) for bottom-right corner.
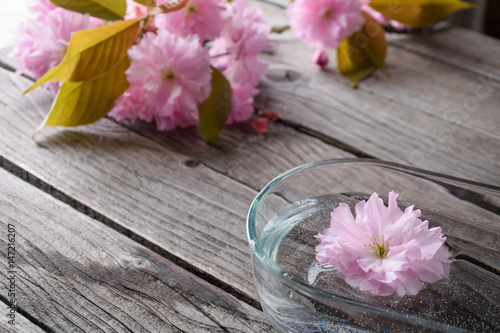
(253, 194), (499, 333)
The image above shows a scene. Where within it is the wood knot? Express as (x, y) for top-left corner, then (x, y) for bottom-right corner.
(184, 159), (200, 168)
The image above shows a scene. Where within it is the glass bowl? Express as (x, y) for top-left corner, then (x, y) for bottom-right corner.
(247, 159), (500, 332)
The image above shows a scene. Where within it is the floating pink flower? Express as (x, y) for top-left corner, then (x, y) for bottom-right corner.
(316, 192), (453, 297)
(116, 31), (212, 131)
(155, 0), (224, 41)
(287, 0), (364, 49)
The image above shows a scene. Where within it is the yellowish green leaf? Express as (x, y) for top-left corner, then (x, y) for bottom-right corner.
(38, 56), (130, 129)
(369, 0), (475, 28)
(338, 13), (387, 88)
(50, 0), (127, 21)
(132, 0), (156, 7)
(25, 19), (139, 94)
(198, 68), (232, 145)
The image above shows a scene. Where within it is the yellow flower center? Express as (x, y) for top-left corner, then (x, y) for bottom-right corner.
(163, 71), (175, 81)
(187, 4), (196, 13)
(366, 235), (391, 258)
(323, 9), (334, 19)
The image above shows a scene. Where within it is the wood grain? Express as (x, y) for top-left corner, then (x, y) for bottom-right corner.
(251, 0), (500, 184)
(255, 69), (500, 184)
(0, 311), (47, 333)
(2, 0), (500, 312)
(255, 0), (500, 83)
(0, 68), (355, 300)
(0, 67), (498, 307)
(387, 26), (500, 83)
(119, 120), (356, 191)
(0, 167), (273, 332)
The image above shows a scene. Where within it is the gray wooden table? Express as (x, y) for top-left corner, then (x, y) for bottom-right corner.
(0, 1), (499, 332)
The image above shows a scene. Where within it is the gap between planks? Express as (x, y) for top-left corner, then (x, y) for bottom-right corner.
(0, 155), (262, 312)
(0, 167), (273, 332)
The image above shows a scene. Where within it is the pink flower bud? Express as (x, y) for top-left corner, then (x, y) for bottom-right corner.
(313, 49), (329, 70)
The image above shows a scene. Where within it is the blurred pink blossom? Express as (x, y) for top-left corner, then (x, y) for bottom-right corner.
(316, 191), (453, 297)
(125, 0), (148, 19)
(28, 0), (58, 16)
(112, 31), (212, 131)
(287, 0), (364, 49)
(10, 5), (95, 93)
(155, 0), (224, 41)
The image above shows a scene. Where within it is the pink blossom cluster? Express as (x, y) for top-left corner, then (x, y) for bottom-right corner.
(287, 0), (406, 69)
(315, 192), (453, 297)
(12, 0), (273, 131)
(112, 0), (273, 129)
(209, 0), (274, 124)
(10, 0), (98, 93)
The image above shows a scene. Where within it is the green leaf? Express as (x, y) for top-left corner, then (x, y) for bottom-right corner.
(338, 13), (387, 88)
(25, 18), (139, 94)
(50, 0), (127, 21)
(369, 0), (475, 28)
(132, 0), (156, 7)
(38, 56), (130, 129)
(198, 68), (232, 145)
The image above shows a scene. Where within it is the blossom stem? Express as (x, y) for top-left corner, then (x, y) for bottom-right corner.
(271, 25), (290, 33)
(210, 52), (230, 59)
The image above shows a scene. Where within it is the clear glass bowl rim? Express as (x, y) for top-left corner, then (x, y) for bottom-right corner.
(246, 158), (500, 330)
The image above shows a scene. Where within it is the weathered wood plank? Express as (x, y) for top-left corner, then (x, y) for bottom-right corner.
(250, 0), (500, 182)
(0, 67), (355, 300)
(255, 68), (500, 184)
(0, 64), (498, 306)
(0, 46), (355, 192)
(121, 121), (356, 191)
(0, 167), (273, 332)
(0, 310), (47, 333)
(387, 26), (500, 83)
(255, 0), (500, 83)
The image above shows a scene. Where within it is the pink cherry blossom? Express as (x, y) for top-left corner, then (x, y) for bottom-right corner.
(226, 84), (259, 124)
(10, 6), (95, 93)
(209, 0), (273, 123)
(108, 85), (154, 123)
(210, 0), (273, 86)
(114, 31), (212, 131)
(287, 0), (364, 49)
(316, 192), (453, 297)
(155, 0), (224, 41)
(27, 0), (58, 16)
(125, 0), (148, 19)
